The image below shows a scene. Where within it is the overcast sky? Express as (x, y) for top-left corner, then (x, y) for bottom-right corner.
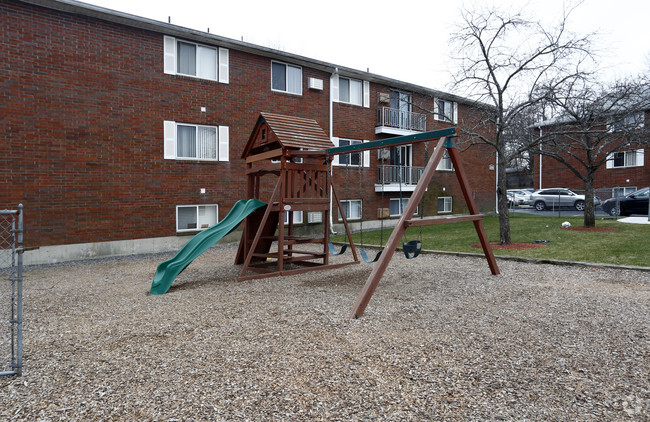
(82, 0), (649, 92)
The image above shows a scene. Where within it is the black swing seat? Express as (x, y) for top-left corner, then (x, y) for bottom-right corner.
(328, 242), (348, 255)
(402, 240), (422, 259)
(360, 249), (382, 263)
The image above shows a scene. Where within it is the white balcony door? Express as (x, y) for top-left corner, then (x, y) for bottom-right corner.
(390, 90), (412, 130)
(389, 145), (412, 183)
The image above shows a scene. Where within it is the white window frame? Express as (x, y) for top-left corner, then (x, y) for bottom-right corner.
(283, 210), (303, 225)
(438, 196), (452, 213)
(338, 77), (363, 106)
(434, 99), (458, 124)
(331, 74), (370, 108)
(164, 121), (229, 161)
(608, 112), (645, 132)
(307, 211), (323, 224)
(612, 186), (637, 198)
(606, 149), (644, 169)
(338, 199), (362, 221)
(436, 150), (454, 171)
(176, 204), (218, 232)
(338, 139), (362, 166)
(271, 61), (302, 95)
(331, 138), (370, 167)
(163, 36), (228, 83)
(389, 198), (418, 217)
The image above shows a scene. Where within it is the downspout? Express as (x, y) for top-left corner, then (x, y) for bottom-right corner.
(329, 68), (338, 234)
(495, 150), (499, 213)
(538, 127), (543, 189)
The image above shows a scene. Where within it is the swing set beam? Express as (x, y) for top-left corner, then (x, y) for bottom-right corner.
(326, 127), (457, 155)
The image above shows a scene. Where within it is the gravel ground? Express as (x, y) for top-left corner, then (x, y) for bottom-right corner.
(1, 244), (648, 421)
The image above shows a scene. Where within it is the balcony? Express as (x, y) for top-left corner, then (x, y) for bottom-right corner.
(375, 165), (423, 192)
(376, 107), (427, 135)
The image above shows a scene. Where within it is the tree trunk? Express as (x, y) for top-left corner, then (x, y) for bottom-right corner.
(583, 174), (596, 228)
(497, 150), (511, 244)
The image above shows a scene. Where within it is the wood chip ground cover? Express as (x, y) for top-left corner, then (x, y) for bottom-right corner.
(1, 245), (648, 420)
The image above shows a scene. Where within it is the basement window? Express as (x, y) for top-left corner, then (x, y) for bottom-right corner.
(177, 205), (218, 232)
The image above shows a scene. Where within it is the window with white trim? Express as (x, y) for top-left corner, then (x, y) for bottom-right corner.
(612, 186), (637, 198)
(284, 210), (303, 224)
(338, 139), (362, 166)
(338, 200), (362, 221)
(164, 121), (229, 161)
(606, 149), (644, 169)
(332, 75), (369, 107)
(339, 77), (363, 106)
(437, 196), (452, 213)
(389, 198), (418, 217)
(332, 138), (370, 167)
(436, 150), (454, 171)
(307, 211), (323, 224)
(177, 204), (218, 232)
(271, 61), (302, 95)
(608, 112), (644, 131)
(163, 36), (228, 83)
(434, 99), (457, 123)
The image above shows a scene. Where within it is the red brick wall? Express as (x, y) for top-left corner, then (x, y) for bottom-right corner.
(1, 1), (330, 247)
(1, 0), (496, 249)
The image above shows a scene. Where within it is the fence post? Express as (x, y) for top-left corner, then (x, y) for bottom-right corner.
(16, 204), (23, 376)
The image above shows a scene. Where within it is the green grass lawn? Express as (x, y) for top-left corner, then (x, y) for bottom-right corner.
(332, 214), (649, 267)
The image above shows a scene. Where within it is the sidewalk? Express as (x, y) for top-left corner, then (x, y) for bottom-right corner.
(618, 216), (650, 224)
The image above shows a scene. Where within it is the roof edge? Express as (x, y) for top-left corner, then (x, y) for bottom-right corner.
(19, 0), (483, 107)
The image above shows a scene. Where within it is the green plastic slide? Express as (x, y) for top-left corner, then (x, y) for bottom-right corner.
(149, 198), (266, 295)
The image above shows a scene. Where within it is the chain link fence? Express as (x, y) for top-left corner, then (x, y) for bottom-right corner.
(0, 205), (23, 377)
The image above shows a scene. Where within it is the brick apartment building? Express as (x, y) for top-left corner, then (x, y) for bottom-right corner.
(532, 112), (649, 199)
(1, 0), (497, 264)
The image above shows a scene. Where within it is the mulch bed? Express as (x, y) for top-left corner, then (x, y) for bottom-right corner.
(2, 245), (648, 420)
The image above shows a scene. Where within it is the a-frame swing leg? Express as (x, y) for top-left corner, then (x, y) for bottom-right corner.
(447, 146), (500, 275)
(350, 137), (449, 318)
(350, 136), (500, 318)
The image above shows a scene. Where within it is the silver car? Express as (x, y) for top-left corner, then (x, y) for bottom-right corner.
(507, 189), (532, 205)
(530, 188), (600, 211)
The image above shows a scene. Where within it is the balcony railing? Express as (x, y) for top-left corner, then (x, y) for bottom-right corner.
(377, 165), (424, 186)
(376, 107), (427, 132)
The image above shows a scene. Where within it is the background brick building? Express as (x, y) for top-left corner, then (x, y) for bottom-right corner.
(1, 0), (496, 264)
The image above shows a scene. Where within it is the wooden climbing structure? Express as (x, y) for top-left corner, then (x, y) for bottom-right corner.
(236, 113), (359, 281)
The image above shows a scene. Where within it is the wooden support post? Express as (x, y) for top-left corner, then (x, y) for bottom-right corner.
(447, 147), (500, 276)
(239, 179), (282, 280)
(350, 137), (449, 318)
(331, 182), (359, 263)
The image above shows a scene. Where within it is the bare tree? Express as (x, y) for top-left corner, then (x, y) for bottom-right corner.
(449, 3), (593, 243)
(531, 76), (650, 227)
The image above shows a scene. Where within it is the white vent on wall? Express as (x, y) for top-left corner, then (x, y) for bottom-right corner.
(308, 77), (323, 90)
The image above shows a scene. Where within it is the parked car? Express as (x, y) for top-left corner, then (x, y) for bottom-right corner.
(529, 188), (600, 211)
(507, 189), (532, 205)
(600, 187), (649, 216)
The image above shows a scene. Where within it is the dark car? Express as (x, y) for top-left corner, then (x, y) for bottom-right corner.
(601, 187), (649, 216)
